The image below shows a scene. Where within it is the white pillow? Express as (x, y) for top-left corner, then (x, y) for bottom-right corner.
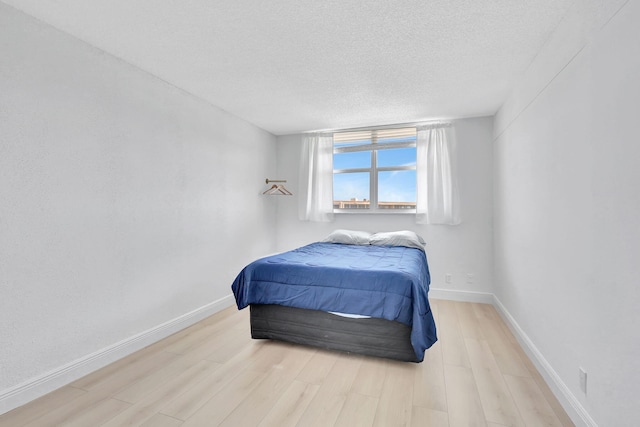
(369, 230), (425, 250)
(323, 229), (372, 245)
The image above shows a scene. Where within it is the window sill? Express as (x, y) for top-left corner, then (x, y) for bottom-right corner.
(333, 209), (417, 215)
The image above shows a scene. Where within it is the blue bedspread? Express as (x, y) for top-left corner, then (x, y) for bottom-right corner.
(231, 242), (437, 361)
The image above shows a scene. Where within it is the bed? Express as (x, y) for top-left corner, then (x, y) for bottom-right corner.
(231, 230), (437, 362)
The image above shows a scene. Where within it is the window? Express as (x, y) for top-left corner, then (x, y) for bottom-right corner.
(333, 127), (417, 212)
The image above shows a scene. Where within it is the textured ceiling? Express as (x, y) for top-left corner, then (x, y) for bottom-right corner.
(3, 0), (574, 135)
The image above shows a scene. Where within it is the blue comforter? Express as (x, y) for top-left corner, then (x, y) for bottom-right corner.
(231, 242), (437, 361)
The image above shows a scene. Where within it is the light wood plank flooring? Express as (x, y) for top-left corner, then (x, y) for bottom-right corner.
(0, 300), (574, 427)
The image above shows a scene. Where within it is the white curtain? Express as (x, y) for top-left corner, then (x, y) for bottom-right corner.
(298, 133), (334, 222)
(416, 124), (461, 225)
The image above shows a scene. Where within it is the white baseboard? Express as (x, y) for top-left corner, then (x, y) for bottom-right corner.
(429, 287), (494, 304)
(491, 296), (597, 427)
(0, 294), (235, 416)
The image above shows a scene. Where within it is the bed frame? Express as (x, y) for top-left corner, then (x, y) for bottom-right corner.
(249, 304), (419, 362)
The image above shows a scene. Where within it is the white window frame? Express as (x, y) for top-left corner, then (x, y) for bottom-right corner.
(333, 127), (417, 214)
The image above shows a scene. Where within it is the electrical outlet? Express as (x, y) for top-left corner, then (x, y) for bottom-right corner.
(579, 367), (587, 394)
(466, 273), (474, 284)
(445, 274), (452, 284)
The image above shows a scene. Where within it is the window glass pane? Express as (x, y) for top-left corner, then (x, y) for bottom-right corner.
(378, 170), (416, 209)
(333, 151), (371, 170)
(333, 172), (370, 209)
(377, 147), (417, 168)
(332, 126), (418, 211)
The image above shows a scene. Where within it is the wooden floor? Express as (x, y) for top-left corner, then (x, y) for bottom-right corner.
(0, 300), (574, 427)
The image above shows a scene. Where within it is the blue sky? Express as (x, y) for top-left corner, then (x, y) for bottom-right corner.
(333, 146), (416, 202)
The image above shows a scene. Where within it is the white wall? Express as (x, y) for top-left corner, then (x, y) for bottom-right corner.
(0, 4), (277, 411)
(493, 0), (639, 425)
(275, 117), (494, 295)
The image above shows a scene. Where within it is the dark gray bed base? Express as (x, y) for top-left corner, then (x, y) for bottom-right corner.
(250, 304), (419, 362)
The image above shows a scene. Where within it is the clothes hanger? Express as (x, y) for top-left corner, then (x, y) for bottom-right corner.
(263, 184), (279, 195)
(263, 179), (292, 195)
